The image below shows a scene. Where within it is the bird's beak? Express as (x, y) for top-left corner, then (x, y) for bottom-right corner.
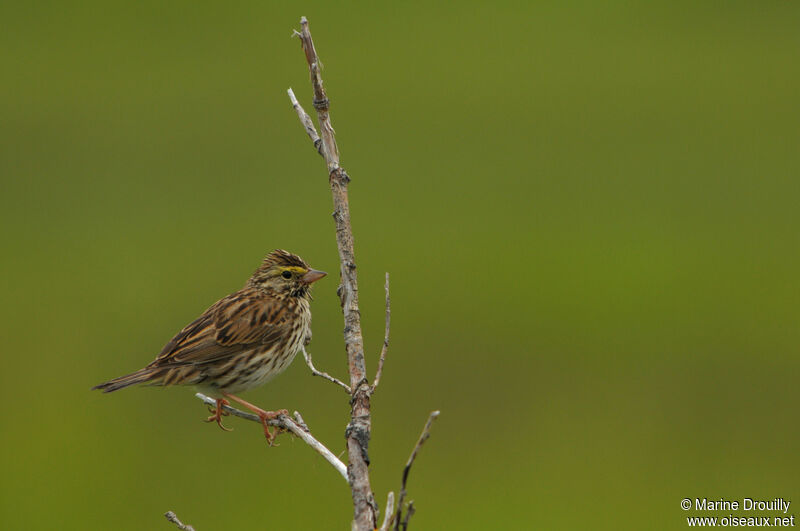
(301, 269), (327, 284)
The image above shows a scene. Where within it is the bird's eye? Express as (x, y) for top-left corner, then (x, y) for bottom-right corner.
(281, 271), (292, 279)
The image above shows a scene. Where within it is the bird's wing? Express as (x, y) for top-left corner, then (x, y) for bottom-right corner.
(149, 291), (288, 368)
(212, 292), (290, 347)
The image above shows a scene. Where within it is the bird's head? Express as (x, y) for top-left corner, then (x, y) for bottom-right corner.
(248, 249), (326, 298)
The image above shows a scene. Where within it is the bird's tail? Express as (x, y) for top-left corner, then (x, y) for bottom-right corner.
(92, 367), (157, 393)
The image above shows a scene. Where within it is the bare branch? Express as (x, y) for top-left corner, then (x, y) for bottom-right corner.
(403, 411), (440, 489)
(302, 345), (351, 393)
(378, 492), (395, 531)
(394, 411), (441, 531)
(400, 502), (415, 531)
(164, 511), (195, 531)
(287, 87), (322, 156)
(194, 393), (348, 482)
(291, 16), (378, 529)
(372, 272), (391, 391)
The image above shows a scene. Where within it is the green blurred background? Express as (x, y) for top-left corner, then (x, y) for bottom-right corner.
(2, 1), (798, 529)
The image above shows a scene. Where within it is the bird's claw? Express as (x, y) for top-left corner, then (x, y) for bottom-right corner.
(204, 398), (232, 432)
(260, 409), (289, 446)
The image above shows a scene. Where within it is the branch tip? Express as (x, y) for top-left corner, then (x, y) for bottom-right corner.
(393, 411), (441, 530)
(286, 89), (323, 157)
(165, 511), (195, 531)
(372, 272), (391, 391)
(378, 492), (396, 531)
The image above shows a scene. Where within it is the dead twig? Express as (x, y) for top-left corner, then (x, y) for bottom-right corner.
(302, 345), (351, 393)
(400, 502), (415, 530)
(378, 492), (396, 531)
(372, 272), (391, 391)
(287, 87), (322, 156)
(164, 511), (195, 531)
(393, 411), (440, 530)
(194, 393), (348, 482)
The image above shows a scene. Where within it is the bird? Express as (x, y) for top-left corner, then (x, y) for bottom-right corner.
(92, 249), (326, 444)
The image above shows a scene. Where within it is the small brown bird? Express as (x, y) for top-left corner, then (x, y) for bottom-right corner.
(93, 249), (326, 443)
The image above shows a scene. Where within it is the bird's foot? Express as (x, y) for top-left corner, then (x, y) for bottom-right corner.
(205, 398), (232, 432)
(258, 409), (290, 446)
(221, 392), (288, 446)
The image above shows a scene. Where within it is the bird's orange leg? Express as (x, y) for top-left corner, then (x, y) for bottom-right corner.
(221, 392), (288, 446)
(205, 398), (232, 432)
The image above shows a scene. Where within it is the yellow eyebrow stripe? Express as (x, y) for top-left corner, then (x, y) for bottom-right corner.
(282, 266), (308, 274)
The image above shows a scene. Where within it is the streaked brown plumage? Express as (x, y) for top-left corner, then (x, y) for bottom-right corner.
(93, 249), (326, 442)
